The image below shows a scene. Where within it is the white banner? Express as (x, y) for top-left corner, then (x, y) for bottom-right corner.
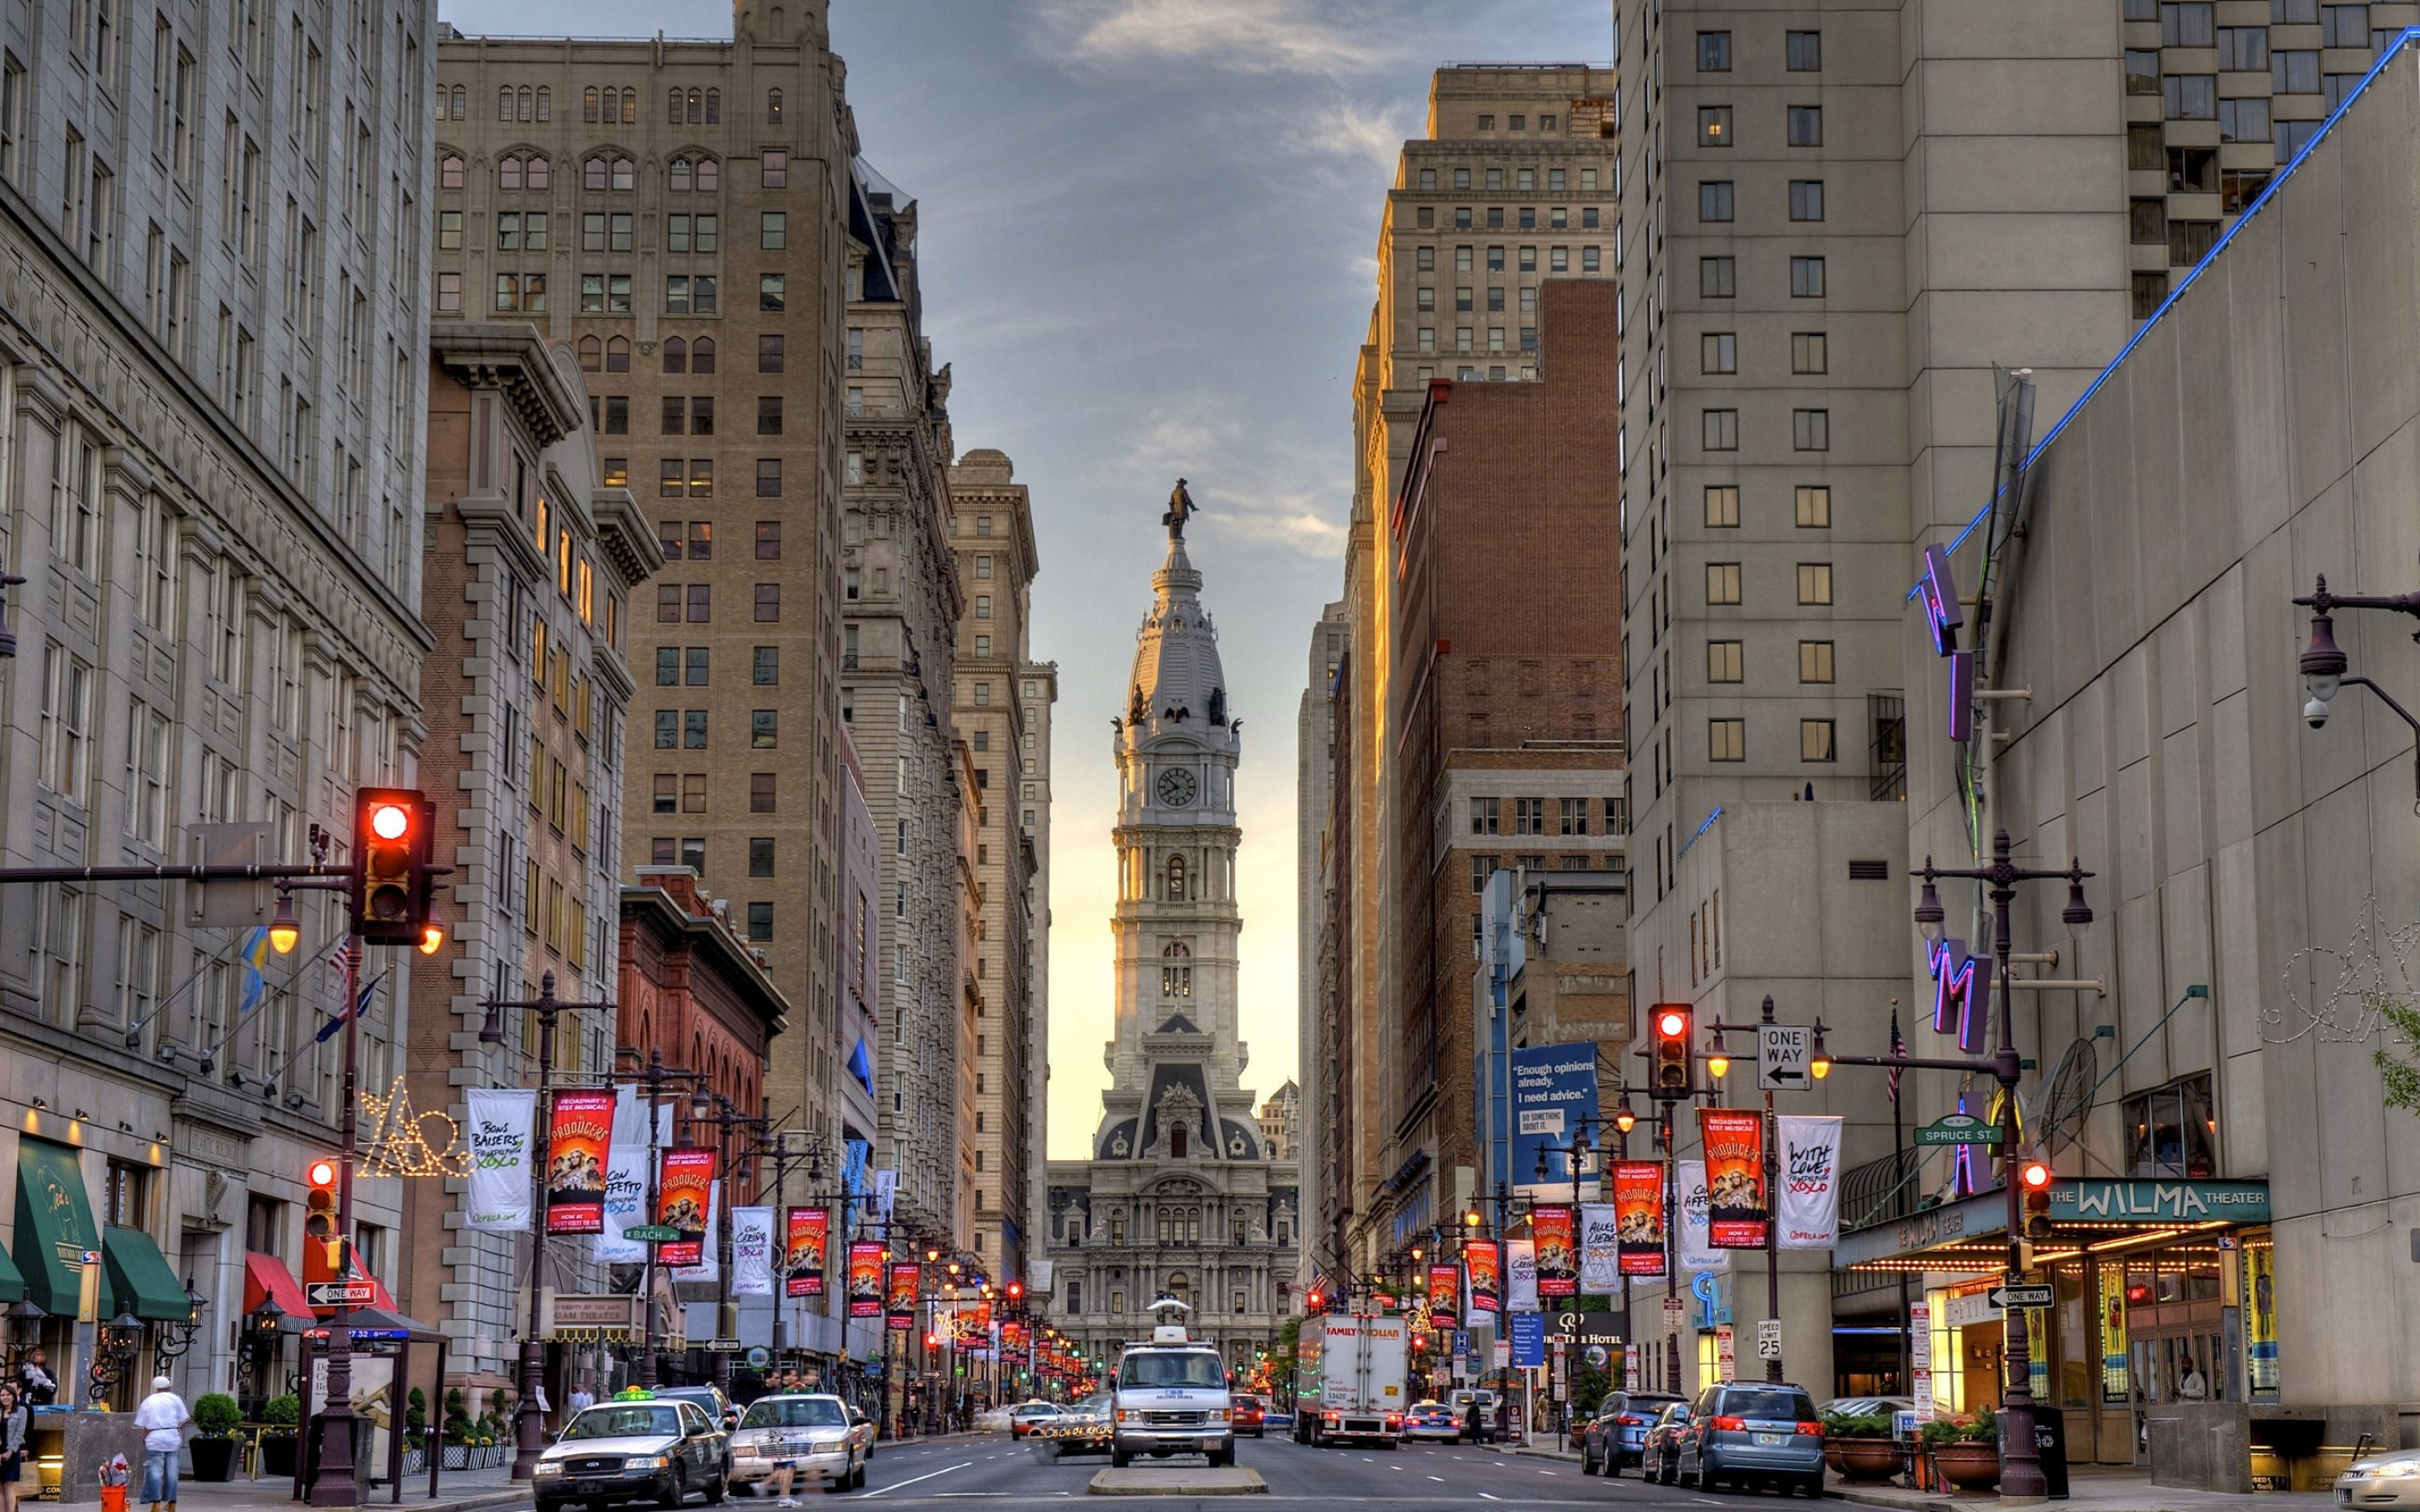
(1505, 1239), (1538, 1312)
(1678, 1159), (1729, 1273)
(1577, 1204), (1620, 1292)
(732, 1206), (776, 1296)
(595, 1090), (676, 1263)
(465, 1089), (538, 1231)
(1776, 1115), (1846, 1250)
(873, 1168), (897, 1221)
(674, 1181), (721, 1282)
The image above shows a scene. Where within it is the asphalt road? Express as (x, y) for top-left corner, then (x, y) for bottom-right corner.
(800, 1431), (1818, 1509)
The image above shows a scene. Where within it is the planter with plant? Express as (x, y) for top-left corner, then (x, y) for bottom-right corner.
(1923, 1412), (2000, 1489)
(260, 1394), (302, 1478)
(1826, 1414), (1900, 1482)
(189, 1394), (243, 1482)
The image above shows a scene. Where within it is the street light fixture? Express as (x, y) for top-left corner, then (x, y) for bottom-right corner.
(2294, 572), (2420, 806)
(1703, 1028), (1730, 1081)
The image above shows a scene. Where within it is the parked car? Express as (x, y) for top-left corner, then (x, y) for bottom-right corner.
(2336, 1447), (2420, 1507)
(727, 1394), (869, 1494)
(1676, 1382), (1826, 1497)
(1008, 1401), (1064, 1440)
(1446, 1389), (1501, 1443)
(1263, 1410), (1294, 1433)
(653, 1385), (739, 1435)
(533, 1399), (730, 1512)
(1402, 1401), (1461, 1443)
(1581, 1390), (1684, 1477)
(1819, 1396), (1913, 1420)
(1640, 1401), (1694, 1485)
(1230, 1395), (1266, 1437)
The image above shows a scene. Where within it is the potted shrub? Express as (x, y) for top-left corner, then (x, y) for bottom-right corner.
(260, 1394), (302, 1478)
(1832, 1414), (1902, 1483)
(402, 1389), (429, 1473)
(190, 1394), (243, 1482)
(1923, 1411), (2001, 1490)
(442, 1389), (476, 1469)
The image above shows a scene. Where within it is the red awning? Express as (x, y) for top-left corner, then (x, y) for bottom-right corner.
(243, 1252), (313, 1320)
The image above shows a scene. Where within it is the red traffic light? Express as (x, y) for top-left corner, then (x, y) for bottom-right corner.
(1655, 1007), (1688, 1038)
(2018, 1160), (2052, 1190)
(352, 788), (435, 946)
(1651, 1003), (1693, 1095)
(368, 802), (410, 841)
(307, 1158), (338, 1188)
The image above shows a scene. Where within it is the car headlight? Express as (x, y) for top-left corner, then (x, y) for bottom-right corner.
(1114, 1410), (1134, 1423)
(1207, 1410), (1230, 1424)
(807, 1436), (849, 1452)
(533, 1462), (564, 1478)
(2377, 1463), (2420, 1479)
(735, 1446), (764, 1458)
(623, 1456), (670, 1471)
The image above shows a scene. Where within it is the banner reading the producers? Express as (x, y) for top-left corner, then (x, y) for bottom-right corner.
(1427, 1263), (1460, 1329)
(595, 1089), (674, 1263)
(846, 1242), (885, 1318)
(544, 1089), (616, 1235)
(1464, 1238), (1502, 1315)
(786, 1208), (829, 1298)
(655, 1147), (717, 1267)
(1697, 1108), (1770, 1248)
(886, 1262), (921, 1331)
(1531, 1204), (1579, 1297)
(1614, 1162), (1670, 1277)
(465, 1088), (538, 1231)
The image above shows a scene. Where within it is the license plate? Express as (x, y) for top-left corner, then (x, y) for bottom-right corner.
(1755, 1433), (1785, 1446)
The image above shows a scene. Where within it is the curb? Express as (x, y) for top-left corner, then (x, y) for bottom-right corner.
(1086, 1468), (1268, 1497)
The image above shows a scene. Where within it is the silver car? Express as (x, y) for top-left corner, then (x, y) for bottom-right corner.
(2337, 1448), (2420, 1506)
(1678, 1382), (1826, 1497)
(728, 1394), (868, 1494)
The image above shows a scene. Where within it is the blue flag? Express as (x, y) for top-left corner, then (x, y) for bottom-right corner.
(236, 927), (273, 1016)
(315, 969), (387, 1042)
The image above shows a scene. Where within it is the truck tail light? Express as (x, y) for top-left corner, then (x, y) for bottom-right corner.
(1386, 1415), (1402, 1429)
(1711, 1416), (1747, 1432)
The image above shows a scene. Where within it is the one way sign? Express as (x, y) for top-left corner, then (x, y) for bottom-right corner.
(1987, 1284), (2054, 1311)
(1759, 1024), (1813, 1091)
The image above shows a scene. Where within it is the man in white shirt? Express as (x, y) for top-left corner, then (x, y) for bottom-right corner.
(2177, 1357), (2209, 1402)
(134, 1376), (190, 1512)
(566, 1381), (596, 1417)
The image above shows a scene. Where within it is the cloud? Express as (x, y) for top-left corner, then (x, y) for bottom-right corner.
(1039, 0), (1394, 77)
(1294, 97), (1409, 181)
(1101, 405), (1348, 560)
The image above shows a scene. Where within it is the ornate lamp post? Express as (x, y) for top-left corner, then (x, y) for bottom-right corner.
(155, 1279), (208, 1362)
(2295, 575), (2420, 807)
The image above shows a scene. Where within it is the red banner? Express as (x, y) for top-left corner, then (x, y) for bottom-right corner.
(845, 1242), (885, 1318)
(544, 1090), (615, 1235)
(1464, 1238), (1502, 1314)
(785, 1208), (829, 1298)
(886, 1262), (921, 1331)
(655, 1147), (717, 1266)
(1698, 1108), (1770, 1248)
(1532, 1205), (1579, 1297)
(1615, 1162), (1669, 1277)
(1427, 1263), (1460, 1328)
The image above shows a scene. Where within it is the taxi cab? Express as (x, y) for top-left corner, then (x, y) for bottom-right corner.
(533, 1394), (730, 1511)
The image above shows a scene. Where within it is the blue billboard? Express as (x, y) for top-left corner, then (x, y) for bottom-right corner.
(1510, 1312), (1546, 1368)
(1512, 1042), (1602, 1200)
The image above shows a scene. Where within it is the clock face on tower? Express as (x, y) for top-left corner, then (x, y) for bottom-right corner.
(1156, 767), (1198, 807)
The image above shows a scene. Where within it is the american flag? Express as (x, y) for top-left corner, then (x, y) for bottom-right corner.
(1886, 1009), (1907, 1102)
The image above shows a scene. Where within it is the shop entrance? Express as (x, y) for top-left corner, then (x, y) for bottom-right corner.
(2116, 1241), (2229, 1462)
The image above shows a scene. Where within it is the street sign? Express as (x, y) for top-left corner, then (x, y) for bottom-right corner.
(308, 1281), (375, 1307)
(702, 1337), (744, 1352)
(1759, 1024), (1813, 1091)
(624, 1225), (681, 1242)
(1913, 1114), (2004, 1147)
(1663, 1295), (1685, 1326)
(745, 1347), (772, 1369)
(1987, 1284), (2055, 1311)
(1755, 1318), (1782, 1361)
(1714, 1325), (1735, 1383)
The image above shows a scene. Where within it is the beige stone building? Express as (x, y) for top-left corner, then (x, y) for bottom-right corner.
(1017, 657), (1058, 1253)
(434, 2), (852, 1161)
(945, 449), (1047, 1279)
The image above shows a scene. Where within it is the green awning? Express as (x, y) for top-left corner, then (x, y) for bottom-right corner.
(0, 1234), (24, 1305)
(13, 1138), (98, 1316)
(102, 1226), (187, 1322)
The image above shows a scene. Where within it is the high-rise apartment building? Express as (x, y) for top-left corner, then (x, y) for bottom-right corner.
(1292, 599), (1344, 1291)
(1016, 657), (1056, 1251)
(434, 2), (852, 1161)
(945, 449), (1045, 1278)
(1336, 65), (1619, 1282)
(0, 0), (434, 1409)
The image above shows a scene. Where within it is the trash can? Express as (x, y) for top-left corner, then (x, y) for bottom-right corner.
(97, 1485), (127, 1512)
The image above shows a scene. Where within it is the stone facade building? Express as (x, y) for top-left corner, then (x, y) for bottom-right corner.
(401, 325), (655, 1396)
(1292, 600), (1344, 1292)
(1045, 527), (1297, 1376)
(945, 449), (1044, 1279)
(434, 1), (853, 1167)
(1015, 656), (1057, 1261)
(0, 0), (434, 1412)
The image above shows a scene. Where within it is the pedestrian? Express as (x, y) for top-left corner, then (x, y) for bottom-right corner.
(14, 1352), (52, 1409)
(2178, 1357), (2208, 1401)
(0, 1383), (27, 1512)
(134, 1375), (191, 1512)
(566, 1379), (596, 1417)
(1463, 1397), (1483, 1446)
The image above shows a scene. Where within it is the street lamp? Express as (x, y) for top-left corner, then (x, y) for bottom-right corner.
(155, 1278), (207, 1361)
(2294, 575), (2420, 807)
(4, 1299), (45, 1373)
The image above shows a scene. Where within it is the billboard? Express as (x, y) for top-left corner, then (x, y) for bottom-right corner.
(1512, 1042), (1601, 1200)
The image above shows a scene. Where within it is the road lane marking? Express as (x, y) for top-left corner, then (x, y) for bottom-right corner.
(857, 1459), (975, 1498)
(1428, 1475), (1446, 1482)
(1477, 1494), (1501, 1500)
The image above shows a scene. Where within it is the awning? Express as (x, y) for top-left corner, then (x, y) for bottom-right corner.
(13, 1138), (97, 1315)
(0, 1229), (24, 1305)
(101, 1226), (189, 1321)
(242, 1252), (313, 1321)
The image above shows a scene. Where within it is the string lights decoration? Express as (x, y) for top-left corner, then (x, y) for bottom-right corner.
(2265, 896), (2420, 1047)
(356, 1075), (472, 1178)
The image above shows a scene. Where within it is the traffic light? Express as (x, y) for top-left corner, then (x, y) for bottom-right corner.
(1007, 1280), (1024, 1305)
(351, 788), (435, 947)
(1306, 1289), (1324, 1315)
(305, 1158), (341, 1272)
(2019, 1157), (2054, 1241)
(1651, 1004), (1693, 1095)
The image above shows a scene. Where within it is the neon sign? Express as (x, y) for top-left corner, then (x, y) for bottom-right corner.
(1919, 544), (1964, 656)
(1928, 936), (1993, 1055)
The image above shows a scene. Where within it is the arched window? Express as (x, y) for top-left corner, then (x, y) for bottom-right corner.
(704, 89), (720, 124)
(670, 157), (692, 193)
(445, 85), (461, 120)
(1160, 941), (1191, 999)
(1171, 1125), (1187, 1158)
(439, 155), (463, 189)
(1168, 1273), (1190, 1308)
(582, 155), (606, 191)
(696, 158), (718, 192)
(686, 87), (702, 124)
(662, 336), (686, 374)
(618, 89), (636, 125)
(611, 156), (634, 191)
(534, 87), (550, 122)
(766, 88), (783, 124)
(499, 156), (521, 191)
(691, 337), (715, 373)
(498, 86), (513, 121)
(668, 87), (683, 122)
(582, 86), (599, 123)
(577, 335), (601, 372)
(605, 335), (629, 373)
(518, 87), (533, 122)
(526, 155), (550, 191)
(1166, 854), (1186, 901)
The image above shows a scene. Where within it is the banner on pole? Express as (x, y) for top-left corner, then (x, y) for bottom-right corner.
(1531, 1205), (1579, 1298)
(886, 1263), (920, 1331)
(544, 1089), (616, 1235)
(1506, 1239), (1538, 1311)
(465, 1088), (538, 1231)
(1614, 1162), (1670, 1277)
(1427, 1263), (1460, 1328)
(672, 1180), (721, 1281)
(1465, 1239), (1502, 1315)
(1678, 1159), (1728, 1273)
(596, 1090), (673, 1263)
(1578, 1203), (1621, 1291)
(847, 1242), (885, 1318)
(1697, 1109), (1770, 1248)
(655, 1147), (717, 1268)
(786, 1208), (829, 1298)
(731, 1206), (775, 1296)
(1776, 1116), (1845, 1249)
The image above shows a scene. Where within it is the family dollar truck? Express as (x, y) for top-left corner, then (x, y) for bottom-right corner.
(1302, 1314), (1407, 1448)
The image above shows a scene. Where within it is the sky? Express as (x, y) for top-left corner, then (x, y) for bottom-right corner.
(437, 0), (1614, 1158)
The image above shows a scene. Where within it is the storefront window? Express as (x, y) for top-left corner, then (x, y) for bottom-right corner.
(2123, 1073), (2216, 1177)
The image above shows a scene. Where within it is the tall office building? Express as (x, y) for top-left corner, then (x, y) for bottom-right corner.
(945, 448), (1045, 1278)
(1292, 599), (1344, 1291)
(0, 0), (434, 1408)
(1337, 64), (1619, 1280)
(435, 3), (853, 1163)
(1016, 656), (1057, 1256)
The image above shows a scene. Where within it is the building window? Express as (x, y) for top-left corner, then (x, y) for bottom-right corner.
(1698, 106), (1733, 146)
(2161, 1), (2216, 45)
(1792, 409), (1831, 451)
(1799, 641), (1836, 684)
(1558, 797), (1586, 836)
(750, 774), (776, 813)
(1702, 409), (1739, 451)
(2130, 197), (2169, 245)
(2164, 73), (2217, 119)
(1706, 563), (1742, 606)
(760, 211), (786, 249)
(1788, 180), (1824, 221)
(2123, 1073), (2217, 1177)
(2133, 270), (2168, 319)
(1791, 256), (1826, 297)
(2319, 3), (2367, 46)
(1787, 106), (1822, 147)
(1709, 719), (1745, 762)
(1795, 485), (1832, 528)
(1786, 29), (1822, 70)
(1791, 332), (1828, 375)
(1469, 796), (1499, 835)
(1698, 181), (1733, 223)
(2217, 96), (2270, 144)
(745, 901), (772, 942)
(1797, 562), (1835, 605)
(1800, 719), (1838, 763)
(1703, 485), (1739, 528)
(1702, 332), (1736, 374)
(2168, 218), (2220, 265)
(1470, 856), (1497, 894)
(1697, 30), (1731, 70)
(1513, 797), (1544, 835)
(1707, 640), (1743, 683)
(2217, 26), (2269, 70)
(1701, 256), (1735, 297)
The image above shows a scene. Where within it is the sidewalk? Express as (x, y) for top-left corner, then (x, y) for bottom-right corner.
(173, 1462), (528, 1512)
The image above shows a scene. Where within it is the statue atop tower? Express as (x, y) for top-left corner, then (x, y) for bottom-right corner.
(1163, 479), (1198, 541)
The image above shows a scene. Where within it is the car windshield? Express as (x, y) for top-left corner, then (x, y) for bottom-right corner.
(1722, 1389), (1817, 1421)
(739, 1399), (845, 1430)
(564, 1407), (679, 1441)
(1121, 1352), (1226, 1389)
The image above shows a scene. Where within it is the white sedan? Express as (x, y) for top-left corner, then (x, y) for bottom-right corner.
(728, 1394), (869, 1494)
(2338, 1449), (2420, 1507)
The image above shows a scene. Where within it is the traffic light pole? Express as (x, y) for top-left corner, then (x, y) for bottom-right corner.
(308, 934), (365, 1508)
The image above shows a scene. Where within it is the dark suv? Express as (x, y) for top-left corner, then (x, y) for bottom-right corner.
(1580, 1390), (1682, 1477)
(1676, 1382), (1825, 1497)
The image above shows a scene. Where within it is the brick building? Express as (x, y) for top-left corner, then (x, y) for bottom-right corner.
(1378, 279), (1628, 1246)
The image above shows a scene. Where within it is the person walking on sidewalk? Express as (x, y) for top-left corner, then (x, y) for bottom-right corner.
(0, 1383), (28, 1512)
(134, 1376), (191, 1512)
